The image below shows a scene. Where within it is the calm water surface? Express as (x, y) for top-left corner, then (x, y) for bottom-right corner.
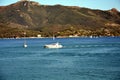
(0, 37), (120, 80)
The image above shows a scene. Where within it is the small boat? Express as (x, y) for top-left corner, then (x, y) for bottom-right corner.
(23, 32), (27, 48)
(24, 43), (27, 48)
(44, 42), (63, 48)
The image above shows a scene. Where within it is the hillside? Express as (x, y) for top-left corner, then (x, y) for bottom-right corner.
(0, 1), (120, 38)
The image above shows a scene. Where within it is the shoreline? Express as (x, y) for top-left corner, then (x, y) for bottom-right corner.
(0, 36), (119, 39)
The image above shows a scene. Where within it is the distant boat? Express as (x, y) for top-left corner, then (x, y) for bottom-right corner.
(24, 44), (27, 48)
(23, 32), (27, 48)
(23, 40), (27, 48)
(44, 34), (63, 48)
(44, 42), (63, 48)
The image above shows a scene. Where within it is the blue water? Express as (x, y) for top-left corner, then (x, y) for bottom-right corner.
(0, 37), (120, 80)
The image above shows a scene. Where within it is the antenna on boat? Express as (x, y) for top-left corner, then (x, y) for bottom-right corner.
(52, 34), (55, 40)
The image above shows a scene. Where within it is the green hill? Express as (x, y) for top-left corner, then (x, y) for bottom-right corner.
(0, 1), (120, 38)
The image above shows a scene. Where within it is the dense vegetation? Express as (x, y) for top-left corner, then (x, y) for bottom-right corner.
(0, 1), (120, 38)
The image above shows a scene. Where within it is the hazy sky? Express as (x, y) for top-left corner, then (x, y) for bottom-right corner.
(0, 0), (120, 11)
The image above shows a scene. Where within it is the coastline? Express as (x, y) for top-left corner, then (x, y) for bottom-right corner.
(0, 36), (119, 40)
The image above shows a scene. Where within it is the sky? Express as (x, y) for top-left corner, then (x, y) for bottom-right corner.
(0, 0), (120, 11)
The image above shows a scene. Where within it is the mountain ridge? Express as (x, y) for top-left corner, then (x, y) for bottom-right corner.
(0, 1), (120, 38)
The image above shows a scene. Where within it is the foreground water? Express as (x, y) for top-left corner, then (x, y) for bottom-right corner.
(0, 37), (120, 80)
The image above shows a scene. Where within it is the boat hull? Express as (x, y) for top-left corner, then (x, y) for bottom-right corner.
(44, 43), (63, 48)
(24, 44), (27, 48)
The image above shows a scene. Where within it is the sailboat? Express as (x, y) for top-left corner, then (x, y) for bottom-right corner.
(24, 40), (27, 48)
(44, 35), (63, 48)
(23, 32), (27, 48)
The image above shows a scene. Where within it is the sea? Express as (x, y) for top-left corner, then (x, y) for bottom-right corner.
(0, 37), (120, 80)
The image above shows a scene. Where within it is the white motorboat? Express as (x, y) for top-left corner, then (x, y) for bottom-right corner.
(44, 42), (63, 48)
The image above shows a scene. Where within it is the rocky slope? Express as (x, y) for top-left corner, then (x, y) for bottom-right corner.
(0, 1), (120, 38)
